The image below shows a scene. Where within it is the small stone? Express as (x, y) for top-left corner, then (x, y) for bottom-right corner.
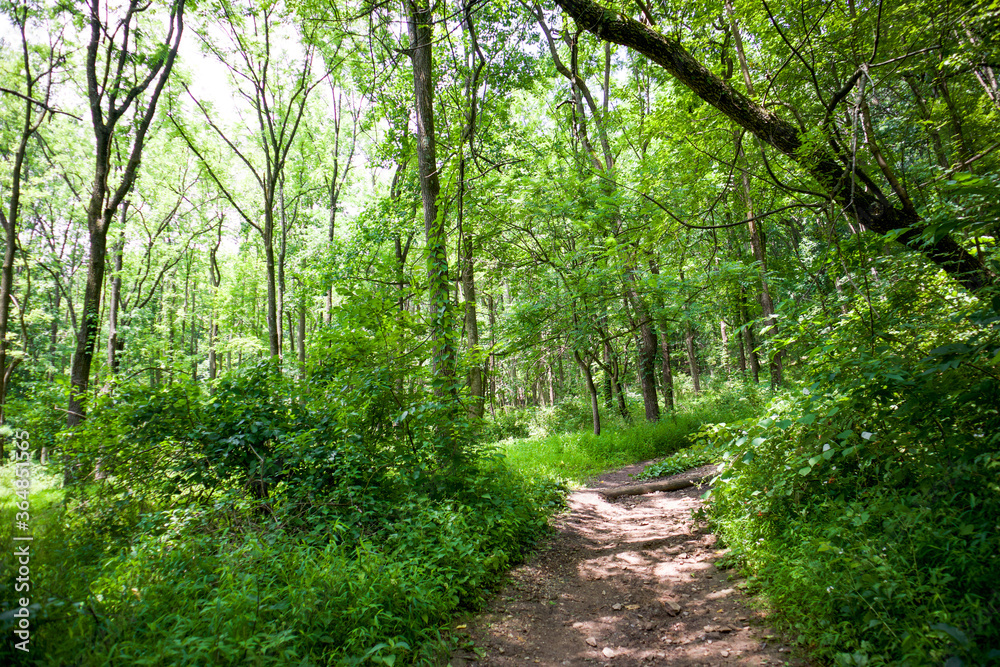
(721, 650), (731, 657)
(498, 648), (504, 654)
(612, 603), (623, 611)
(664, 601), (682, 615)
(602, 647), (616, 658)
(586, 637), (598, 647)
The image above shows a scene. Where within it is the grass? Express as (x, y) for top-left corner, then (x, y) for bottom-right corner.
(493, 379), (767, 485)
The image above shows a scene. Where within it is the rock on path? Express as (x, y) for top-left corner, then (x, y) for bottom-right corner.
(449, 462), (807, 667)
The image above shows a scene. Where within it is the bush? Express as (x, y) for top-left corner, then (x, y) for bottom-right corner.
(702, 329), (1000, 665)
(0, 452), (562, 666)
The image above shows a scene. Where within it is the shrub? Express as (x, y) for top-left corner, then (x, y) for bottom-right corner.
(702, 330), (1000, 665)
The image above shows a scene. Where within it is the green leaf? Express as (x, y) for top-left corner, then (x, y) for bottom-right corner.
(931, 623), (970, 647)
(798, 466), (811, 476)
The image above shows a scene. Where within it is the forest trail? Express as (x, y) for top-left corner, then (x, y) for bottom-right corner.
(449, 463), (808, 667)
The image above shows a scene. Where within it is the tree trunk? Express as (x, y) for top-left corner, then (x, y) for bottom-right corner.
(487, 294), (497, 416)
(744, 178), (782, 388)
(68, 225), (109, 428)
(602, 466), (718, 498)
(602, 341), (614, 409)
(660, 331), (674, 412)
(410, 0), (450, 381)
(48, 289), (60, 381)
(723, 13), (783, 389)
(719, 318), (730, 377)
(69, 0), (186, 432)
(736, 319), (747, 374)
(106, 207), (127, 377)
(263, 212), (280, 357)
(739, 287), (761, 384)
(602, 336), (631, 421)
(409, 0), (458, 463)
(462, 232), (484, 417)
(684, 322), (700, 393)
(936, 79), (976, 170)
(208, 227), (221, 381)
(904, 75), (949, 169)
(190, 275), (198, 382)
(575, 349), (601, 436)
(636, 300), (660, 421)
(297, 303), (306, 373)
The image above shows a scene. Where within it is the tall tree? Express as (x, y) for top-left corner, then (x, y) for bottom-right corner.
(407, 0), (457, 410)
(0, 1), (64, 433)
(67, 0), (186, 428)
(174, 0), (322, 358)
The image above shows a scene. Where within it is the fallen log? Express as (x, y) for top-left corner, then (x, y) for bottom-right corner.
(600, 466), (719, 500)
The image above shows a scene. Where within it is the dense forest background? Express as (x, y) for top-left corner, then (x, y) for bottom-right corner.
(1, 0), (998, 664)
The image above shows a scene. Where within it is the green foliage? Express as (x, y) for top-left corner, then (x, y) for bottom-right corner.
(2, 341), (565, 666)
(495, 381), (764, 485)
(701, 306), (1000, 665)
(636, 429), (721, 480)
(0, 451), (560, 666)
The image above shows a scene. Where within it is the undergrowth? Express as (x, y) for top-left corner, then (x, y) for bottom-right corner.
(701, 299), (1000, 666)
(634, 425), (726, 480)
(0, 361), (564, 666)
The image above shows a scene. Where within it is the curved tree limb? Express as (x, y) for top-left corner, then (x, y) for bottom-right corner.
(550, 0), (993, 293)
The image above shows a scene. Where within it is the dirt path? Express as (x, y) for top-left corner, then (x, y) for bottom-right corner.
(450, 462), (806, 667)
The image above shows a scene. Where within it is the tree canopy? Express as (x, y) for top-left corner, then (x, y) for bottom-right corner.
(1, 0), (998, 663)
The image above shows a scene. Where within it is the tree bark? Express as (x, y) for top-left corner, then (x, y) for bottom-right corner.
(739, 286), (761, 384)
(409, 0), (458, 462)
(208, 222), (221, 381)
(575, 349), (601, 436)
(684, 321), (700, 393)
(904, 75), (949, 169)
(106, 205), (127, 377)
(297, 302), (306, 373)
(660, 331), (674, 412)
(462, 233), (484, 417)
(634, 296), (660, 421)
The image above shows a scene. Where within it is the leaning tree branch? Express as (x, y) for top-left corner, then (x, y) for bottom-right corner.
(550, 0), (993, 292)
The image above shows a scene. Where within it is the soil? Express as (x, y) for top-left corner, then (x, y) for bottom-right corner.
(449, 462), (808, 667)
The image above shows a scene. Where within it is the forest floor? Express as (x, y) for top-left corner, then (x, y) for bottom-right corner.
(449, 462), (809, 667)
